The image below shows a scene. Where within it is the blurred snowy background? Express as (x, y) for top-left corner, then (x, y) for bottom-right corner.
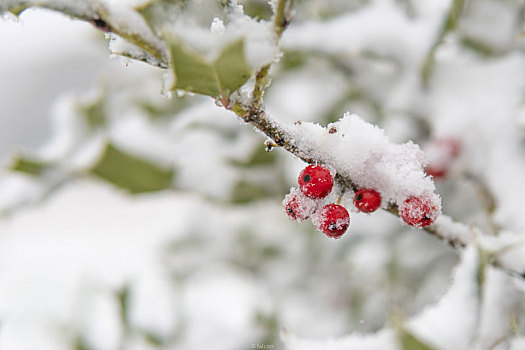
(1, 0), (525, 349)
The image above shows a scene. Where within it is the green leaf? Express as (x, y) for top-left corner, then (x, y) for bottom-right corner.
(476, 247), (491, 299)
(281, 50), (307, 71)
(77, 94), (107, 130)
(73, 336), (95, 350)
(460, 36), (497, 58)
(10, 155), (48, 176)
(142, 331), (164, 346)
(214, 39), (253, 95)
(230, 180), (271, 204)
(168, 37), (252, 97)
(137, 0), (186, 35)
(90, 143), (174, 193)
(243, 1), (272, 20)
(229, 144), (277, 168)
(391, 311), (436, 350)
(254, 311), (280, 346)
(116, 284), (131, 327)
(169, 38), (220, 96)
(7, 5), (29, 16)
(443, 0), (465, 33)
(399, 328), (436, 350)
(421, 0), (465, 87)
(137, 95), (190, 120)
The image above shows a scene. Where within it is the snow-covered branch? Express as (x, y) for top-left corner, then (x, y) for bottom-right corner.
(229, 102), (525, 282)
(1, 0), (169, 66)
(3, 0), (524, 284)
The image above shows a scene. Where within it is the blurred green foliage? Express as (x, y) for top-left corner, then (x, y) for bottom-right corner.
(90, 143), (175, 193)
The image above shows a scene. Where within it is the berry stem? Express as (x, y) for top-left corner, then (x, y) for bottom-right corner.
(335, 173), (358, 193)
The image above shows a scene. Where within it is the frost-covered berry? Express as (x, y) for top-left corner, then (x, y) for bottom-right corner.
(283, 188), (318, 222)
(298, 165), (334, 199)
(313, 204), (350, 238)
(354, 188), (382, 213)
(399, 195), (440, 228)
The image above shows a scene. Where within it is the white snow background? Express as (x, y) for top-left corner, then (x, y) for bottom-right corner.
(1, 0), (525, 349)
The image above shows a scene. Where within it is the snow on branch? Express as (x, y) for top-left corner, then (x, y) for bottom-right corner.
(1, 0), (169, 67)
(229, 102), (525, 281)
(2, 0), (524, 284)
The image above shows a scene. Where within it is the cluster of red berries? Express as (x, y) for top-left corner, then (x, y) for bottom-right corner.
(284, 165), (440, 236)
(283, 165), (383, 238)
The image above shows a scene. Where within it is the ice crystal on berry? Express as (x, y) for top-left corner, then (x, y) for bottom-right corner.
(354, 188), (382, 213)
(399, 194), (441, 228)
(283, 187), (318, 222)
(298, 165), (334, 199)
(312, 203), (350, 238)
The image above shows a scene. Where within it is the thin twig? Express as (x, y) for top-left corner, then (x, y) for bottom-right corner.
(1, 1), (168, 65)
(249, 0), (292, 109)
(230, 104), (525, 280)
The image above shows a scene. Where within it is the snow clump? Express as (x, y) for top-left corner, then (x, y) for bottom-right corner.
(287, 113), (441, 221)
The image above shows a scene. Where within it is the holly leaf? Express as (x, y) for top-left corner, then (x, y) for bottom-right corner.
(9, 155), (48, 176)
(229, 144), (277, 168)
(90, 143), (174, 193)
(398, 328), (436, 350)
(230, 180), (272, 204)
(214, 39), (253, 95)
(6, 5), (28, 16)
(421, 0), (465, 86)
(167, 36), (252, 97)
(77, 94), (107, 130)
(137, 0), (186, 36)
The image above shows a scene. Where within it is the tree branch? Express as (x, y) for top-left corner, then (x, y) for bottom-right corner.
(4, 0), (523, 282)
(1, 0), (169, 66)
(227, 102), (525, 281)
(250, 0), (293, 109)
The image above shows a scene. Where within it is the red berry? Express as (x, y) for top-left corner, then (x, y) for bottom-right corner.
(298, 165), (334, 199)
(424, 137), (461, 180)
(313, 204), (350, 238)
(354, 188), (382, 213)
(424, 166), (447, 179)
(435, 138), (461, 158)
(283, 188), (317, 222)
(399, 195), (440, 228)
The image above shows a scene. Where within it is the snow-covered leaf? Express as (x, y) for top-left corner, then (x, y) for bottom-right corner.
(473, 267), (519, 349)
(90, 143), (174, 193)
(230, 180), (272, 204)
(406, 247), (480, 350)
(6, 4), (27, 16)
(168, 36), (252, 97)
(136, 0), (185, 36)
(0, 0), (168, 65)
(398, 328), (436, 350)
(421, 0), (466, 86)
(229, 144), (277, 168)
